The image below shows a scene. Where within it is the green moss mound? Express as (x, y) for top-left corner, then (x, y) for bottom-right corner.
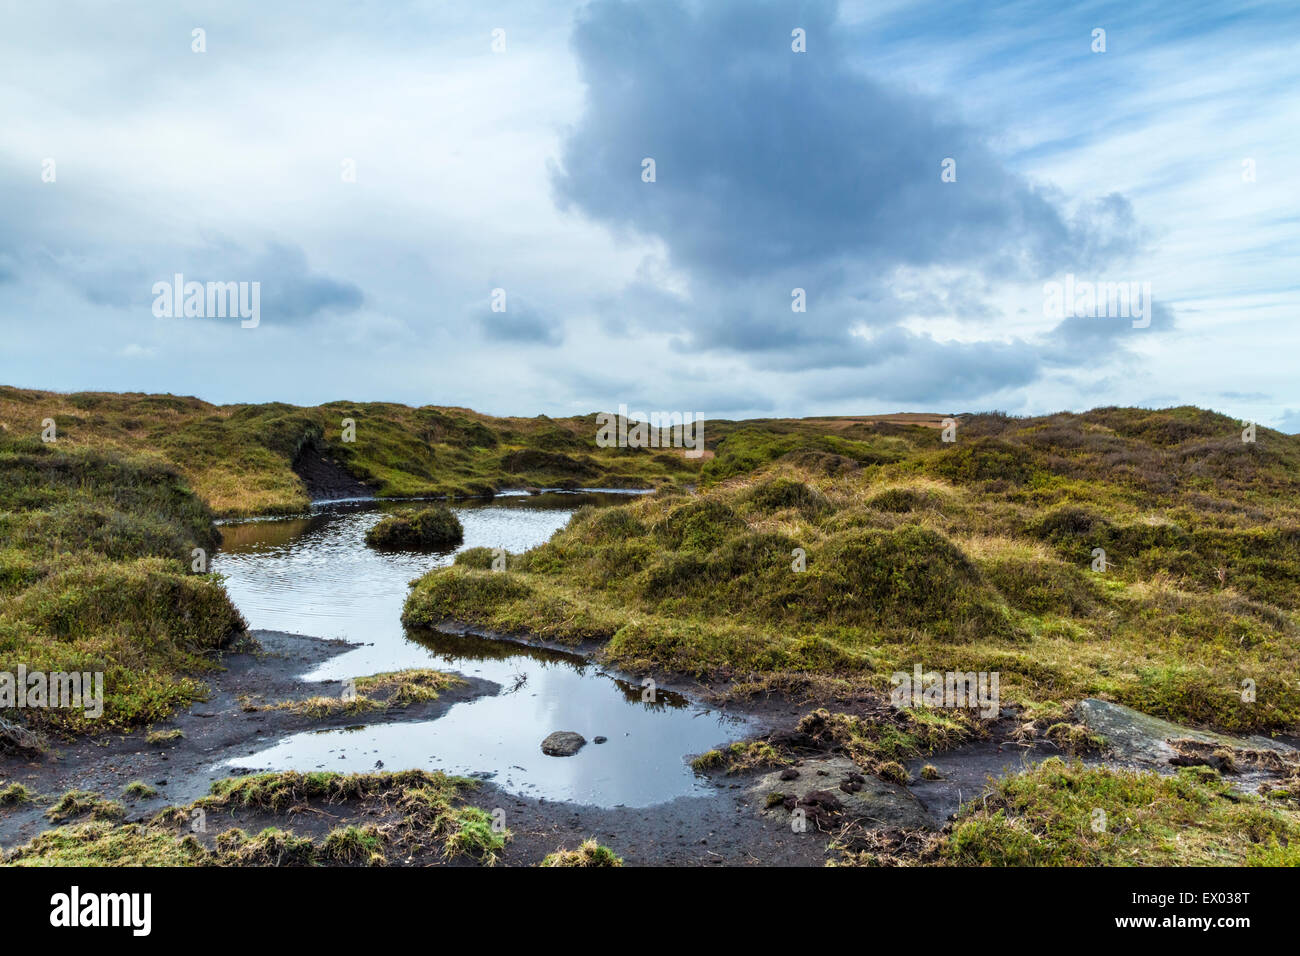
(365, 506), (464, 550)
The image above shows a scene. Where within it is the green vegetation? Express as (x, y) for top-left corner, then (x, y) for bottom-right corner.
(252, 669), (464, 717)
(0, 385), (700, 517)
(691, 740), (789, 775)
(0, 437), (243, 740)
(45, 789), (125, 823)
(939, 758), (1300, 866)
(6, 388), (1300, 866)
(540, 839), (624, 867)
(405, 406), (1300, 734)
(124, 781), (157, 799)
(0, 782), (34, 806)
(365, 506), (464, 550)
(5, 770), (508, 866)
(146, 729), (185, 745)
(4, 821), (209, 867)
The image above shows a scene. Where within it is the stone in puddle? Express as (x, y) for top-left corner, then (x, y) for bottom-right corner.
(749, 755), (933, 830)
(1076, 699), (1294, 768)
(541, 731), (587, 756)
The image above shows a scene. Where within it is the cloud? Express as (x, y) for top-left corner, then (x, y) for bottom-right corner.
(1275, 409), (1300, 435)
(477, 298), (565, 346)
(549, 0), (1152, 397)
(553, 0), (1138, 285)
(0, 0), (1294, 421)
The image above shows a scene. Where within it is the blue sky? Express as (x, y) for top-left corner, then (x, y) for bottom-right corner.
(1, 0), (1297, 427)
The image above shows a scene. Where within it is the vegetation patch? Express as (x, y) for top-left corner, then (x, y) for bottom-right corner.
(691, 740), (790, 775)
(365, 506), (464, 550)
(253, 669), (463, 717)
(396, 405), (1300, 734)
(45, 789), (126, 823)
(0, 782), (34, 806)
(540, 839), (624, 867)
(0, 440), (244, 739)
(4, 821), (208, 867)
(939, 758), (1300, 866)
(796, 708), (984, 781)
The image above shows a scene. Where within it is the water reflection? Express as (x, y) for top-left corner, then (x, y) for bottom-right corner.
(212, 493), (747, 807)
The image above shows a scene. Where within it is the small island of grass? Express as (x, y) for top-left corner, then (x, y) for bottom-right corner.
(365, 506), (464, 550)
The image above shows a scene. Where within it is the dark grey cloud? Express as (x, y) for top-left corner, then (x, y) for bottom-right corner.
(549, 0), (1151, 399)
(553, 0), (1137, 283)
(17, 235), (363, 324)
(245, 244), (364, 323)
(1040, 300), (1176, 365)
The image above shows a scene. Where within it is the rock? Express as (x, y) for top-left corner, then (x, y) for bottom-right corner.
(593, 736), (608, 744)
(779, 768), (800, 781)
(1076, 699), (1294, 769)
(541, 731), (587, 757)
(749, 755), (933, 830)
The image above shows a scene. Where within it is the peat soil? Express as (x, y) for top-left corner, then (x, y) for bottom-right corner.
(292, 446), (375, 501)
(7, 621), (1233, 865)
(0, 624), (1065, 865)
(0, 630), (849, 865)
(0, 631), (490, 852)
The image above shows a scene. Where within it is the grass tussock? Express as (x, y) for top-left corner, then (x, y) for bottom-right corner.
(45, 789), (126, 823)
(7, 770), (511, 867)
(0, 385), (701, 517)
(690, 740), (790, 775)
(939, 758), (1300, 866)
(0, 440), (245, 739)
(402, 405), (1300, 734)
(539, 839), (624, 867)
(256, 669), (464, 717)
(0, 782), (35, 806)
(364, 506), (464, 550)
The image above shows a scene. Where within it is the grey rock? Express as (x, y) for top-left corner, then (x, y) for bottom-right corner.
(541, 731), (587, 757)
(1076, 698), (1294, 768)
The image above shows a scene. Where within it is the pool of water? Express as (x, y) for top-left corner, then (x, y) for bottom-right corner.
(211, 492), (749, 807)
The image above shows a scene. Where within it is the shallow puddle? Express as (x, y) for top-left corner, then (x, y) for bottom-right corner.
(212, 493), (749, 807)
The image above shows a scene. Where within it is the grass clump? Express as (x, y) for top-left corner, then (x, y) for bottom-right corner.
(690, 740), (789, 775)
(0, 782), (34, 806)
(540, 839), (624, 867)
(214, 827), (318, 866)
(3, 821), (207, 867)
(365, 506), (464, 550)
(796, 708), (984, 780)
(123, 781), (157, 799)
(0, 440), (244, 739)
(0, 386), (698, 517)
(45, 789), (126, 823)
(200, 769), (507, 863)
(940, 758), (1300, 866)
(146, 728), (184, 745)
(321, 824), (387, 865)
(260, 669), (463, 717)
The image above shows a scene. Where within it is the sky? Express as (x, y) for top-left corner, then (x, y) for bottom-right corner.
(1, 0), (1297, 427)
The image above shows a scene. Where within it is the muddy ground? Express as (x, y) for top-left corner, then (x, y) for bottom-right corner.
(292, 446), (376, 501)
(0, 625), (1067, 865)
(0, 629), (843, 864)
